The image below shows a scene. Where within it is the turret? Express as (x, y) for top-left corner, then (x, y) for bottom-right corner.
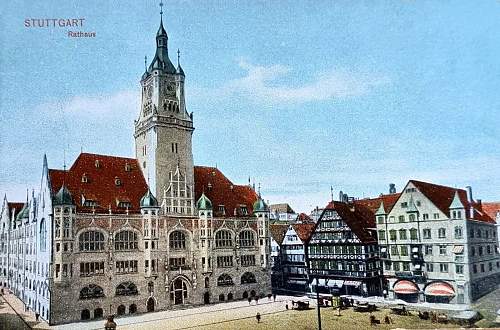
(253, 195), (269, 268)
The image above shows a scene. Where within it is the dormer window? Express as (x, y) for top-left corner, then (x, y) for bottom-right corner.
(81, 173), (88, 183)
(117, 201), (132, 209)
(239, 206), (248, 215)
(95, 160), (100, 168)
(124, 163), (131, 172)
(115, 177), (122, 186)
(83, 200), (97, 207)
(218, 205), (225, 215)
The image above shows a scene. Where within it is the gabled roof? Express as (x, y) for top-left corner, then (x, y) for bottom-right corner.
(269, 224), (288, 245)
(482, 202), (500, 220)
(296, 212), (313, 222)
(194, 166), (258, 217)
(323, 200), (378, 244)
(356, 193), (401, 215)
(291, 223), (316, 242)
(49, 153), (148, 214)
(409, 180), (494, 223)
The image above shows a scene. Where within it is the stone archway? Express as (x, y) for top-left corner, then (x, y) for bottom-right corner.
(147, 297), (155, 312)
(170, 277), (189, 305)
(204, 292), (210, 304)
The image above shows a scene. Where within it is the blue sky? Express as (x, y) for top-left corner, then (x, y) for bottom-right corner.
(1, 1), (499, 212)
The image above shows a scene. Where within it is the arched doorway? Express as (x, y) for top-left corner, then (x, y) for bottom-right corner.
(129, 304), (137, 314)
(170, 278), (188, 305)
(219, 294), (225, 301)
(147, 297), (155, 312)
(117, 305), (126, 316)
(93, 308), (103, 319)
(227, 292), (233, 301)
(250, 290), (256, 297)
(204, 292), (210, 304)
(81, 309), (90, 320)
(243, 291), (249, 299)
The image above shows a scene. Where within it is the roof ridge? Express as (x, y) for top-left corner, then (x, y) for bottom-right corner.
(410, 179), (465, 192)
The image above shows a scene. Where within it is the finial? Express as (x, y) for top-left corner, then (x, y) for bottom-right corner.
(159, 1), (164, 18)
(330, 186), (334, 201)
(177, 49), (180, 66)
(144, 55), (147, 72)
(258, 183), (261, 196)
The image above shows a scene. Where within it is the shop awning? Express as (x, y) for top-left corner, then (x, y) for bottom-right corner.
(393, 280), (419, 294)
(424, 282), (455, 297)
(311, 278), (327, 286)
(452, 245), (464, 254)
(344, 280), (362, 287)
(327, 280), (344, 287)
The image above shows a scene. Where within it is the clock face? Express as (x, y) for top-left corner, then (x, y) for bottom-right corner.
(165, 82), (176, 96)
(146, 85), (153, 99)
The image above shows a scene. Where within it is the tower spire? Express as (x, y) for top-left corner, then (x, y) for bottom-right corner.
(160, 1), (164, 19)
(177, 49), (180, 67)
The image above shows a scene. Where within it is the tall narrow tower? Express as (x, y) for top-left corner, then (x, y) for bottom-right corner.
(135, 4), (195, 215)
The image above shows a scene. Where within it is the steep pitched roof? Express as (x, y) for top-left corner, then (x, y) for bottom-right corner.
(356, 193), (401, 215)
(194, 166), (258, 217)
(48, 153), (148, 214)
(482, 202), (500, 221)
(269, 224), (288, 245)
(296, 212), (313, 222)
(291, 223), (316, 242)
(323, 200), (377, 244)
(409, 180), (494, 224)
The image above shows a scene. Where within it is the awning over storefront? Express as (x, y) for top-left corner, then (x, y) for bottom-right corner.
(311, 279), (327, 286)
(393, 280), (419, 294)
(424, 282), (455, 297)
(327, 280), (344, 287)
(452, 245), (464, 254)
(344, 280), (362, 287)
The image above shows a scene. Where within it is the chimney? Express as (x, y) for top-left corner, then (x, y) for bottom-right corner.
(466, 186), (473, 202)
(389, 183), (396, 194)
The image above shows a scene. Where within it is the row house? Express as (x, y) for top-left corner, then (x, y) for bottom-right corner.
(377, 180), (499, 305)
(307, 193), (399, 297)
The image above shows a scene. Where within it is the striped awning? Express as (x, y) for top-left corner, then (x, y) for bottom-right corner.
(327, 280), (344, 287)
(424, 282), (455, 297)
(393, 280), (419, 294)
(452, 245), (464, 254)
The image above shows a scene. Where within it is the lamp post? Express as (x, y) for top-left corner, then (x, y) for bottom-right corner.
(316, 278), (322, 330)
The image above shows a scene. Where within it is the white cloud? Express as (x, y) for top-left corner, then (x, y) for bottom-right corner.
(38, 90), (140, 118)
(191, 59), (389, 106)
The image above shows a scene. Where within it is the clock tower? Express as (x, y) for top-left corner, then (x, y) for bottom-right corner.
(134, 8), (195, 215)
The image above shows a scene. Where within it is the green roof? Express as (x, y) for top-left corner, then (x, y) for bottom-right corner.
(196, 193), (212, 210)
(253, 197), (268, 213)
(16, 203), (29, 220)
(140, 189), (158, 208)
(53, 186), (73, 206)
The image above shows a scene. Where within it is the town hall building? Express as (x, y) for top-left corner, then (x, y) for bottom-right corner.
(0, 8), (271, 325)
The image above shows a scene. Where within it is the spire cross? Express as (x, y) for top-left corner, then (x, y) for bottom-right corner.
(177, 49), (180, 66)
(159, 1), (164, 17)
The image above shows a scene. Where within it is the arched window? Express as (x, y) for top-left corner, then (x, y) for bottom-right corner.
(148, 281), (154, 293)
(170, 278), (188, 305)
(215, 230), (233, 248)
(241, 272), (256, 284)
(93, 308), (103, 319)
(81, 309), (90, 320)
(205, 277), (209, 288)
(239, 230), (255, 247)
(79, 284), (105, 300)
(115, 231), (138, 250)
(116, 282), (138, 296)
(39, 219), (47, 251)
(129, 304), (137, 314)
(227, 292), (233, 300)
(169, 231), (186, 249)
(79, 231), (105, 251)
(219, 294), (225, 301)
(217, 274), (233, 286)
(117, 305), (126, 315)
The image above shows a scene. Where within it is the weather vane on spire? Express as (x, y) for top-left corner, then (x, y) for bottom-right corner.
(160, 1), (164, 18)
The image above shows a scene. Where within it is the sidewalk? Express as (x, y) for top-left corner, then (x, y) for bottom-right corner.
(0, 292), (51, 329)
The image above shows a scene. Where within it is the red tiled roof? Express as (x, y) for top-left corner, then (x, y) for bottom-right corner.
(291, 223), (316, 242)
(323, 201), (377, 243)
(194, 166), (258, 217)
(482, 202), (500, 221)
(296, 212), (313, 223)
(409, 180), (494, 224)
(49, 153), (148, 214)
(269, 224), (288, 244)
(356, 193), (401, 215)
(7, 202), (25, 218)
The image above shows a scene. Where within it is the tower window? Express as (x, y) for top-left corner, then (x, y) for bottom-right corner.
(115, 177), (122, 186)
(171, 143), (178, 153)
(95, 160), (100, 168)
(125, 163), (131, 172)
(81, 173), (88, 183)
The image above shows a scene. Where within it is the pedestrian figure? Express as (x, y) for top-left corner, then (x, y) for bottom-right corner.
(35, 313), (40, 322)
(248, 297), (252, 305)
(337, 306), (341, 316)
(384, 315), (392, 324)
(256, 312), (261, 323)
(273, 293), (276, 302)
(285, 303), (289, 310)
(268, 293), (272, 301)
